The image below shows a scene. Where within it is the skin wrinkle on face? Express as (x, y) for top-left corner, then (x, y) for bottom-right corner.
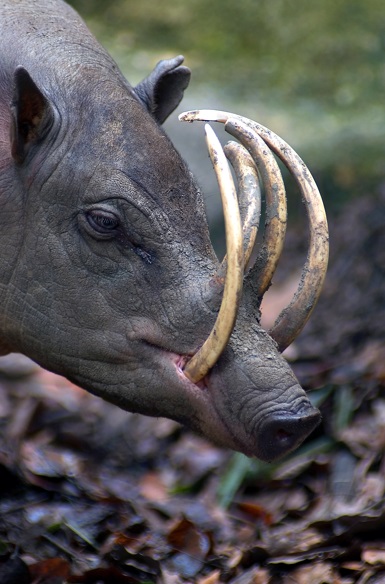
(52, 177), (210, 358)
(219, 369), (289, 424)
(75, 168), (217, 343)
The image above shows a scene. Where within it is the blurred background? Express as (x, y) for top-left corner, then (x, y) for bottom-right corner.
(68, 0), (385, 217)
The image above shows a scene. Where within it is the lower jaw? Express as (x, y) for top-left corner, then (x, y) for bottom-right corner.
(142, 344), (256, 456)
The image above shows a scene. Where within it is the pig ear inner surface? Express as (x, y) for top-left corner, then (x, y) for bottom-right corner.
(134, 56), (191, 124)
(11, 66), (55, 164)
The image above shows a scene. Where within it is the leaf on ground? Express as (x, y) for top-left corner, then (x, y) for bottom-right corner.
(1, 193), (385, 583)
(139, 471), (169, 502)
(362, 546), (385, 566)
(28, 557), (71, 582)
(67, 565), (143, 583)
(281, 561), (337, 584)
(21, 441), (84, 479)
(167, 517), (211, 578)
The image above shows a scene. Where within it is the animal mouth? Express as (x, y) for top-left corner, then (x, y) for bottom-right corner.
(174, 354), (208, 391)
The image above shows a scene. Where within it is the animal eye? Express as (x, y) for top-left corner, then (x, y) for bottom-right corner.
(82, 207), (154, 264)
(86, 210), (120, 234)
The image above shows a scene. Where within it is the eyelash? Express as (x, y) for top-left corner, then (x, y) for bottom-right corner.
(86, 210), (119, 233)
(84, 209), (154, 265)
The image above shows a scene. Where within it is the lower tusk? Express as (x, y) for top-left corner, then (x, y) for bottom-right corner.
(183, 125), (244, 383)
(261, 133), (329, 351)
(223, 141), (261, 268)
(225, 119), (287, 297)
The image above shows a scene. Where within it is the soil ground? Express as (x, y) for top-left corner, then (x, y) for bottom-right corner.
(0, 192), (384, 583)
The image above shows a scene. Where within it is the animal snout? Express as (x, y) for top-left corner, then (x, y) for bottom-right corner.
(260, 406), (321, 462)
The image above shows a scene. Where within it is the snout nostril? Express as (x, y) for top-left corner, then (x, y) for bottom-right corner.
(275, 428), (293, 444)
(260, 408), (321, 462)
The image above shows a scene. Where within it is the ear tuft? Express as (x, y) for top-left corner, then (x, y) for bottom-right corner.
(11, 67), (54, 163)
(134, 56), (191, 125)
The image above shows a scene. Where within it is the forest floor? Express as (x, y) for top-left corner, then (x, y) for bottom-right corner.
(0, 192), (384, 584)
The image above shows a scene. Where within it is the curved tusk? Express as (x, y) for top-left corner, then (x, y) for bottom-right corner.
(223, 141), (261, 268)
(224, 121), (287, 297)
(183, 124), (244, 383)
(179, 110), (329, 352)
(179, 110), (231, 124)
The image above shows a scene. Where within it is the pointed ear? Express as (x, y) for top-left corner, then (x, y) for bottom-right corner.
(11, 67), (54, 164)
(134, 55), (191, 125)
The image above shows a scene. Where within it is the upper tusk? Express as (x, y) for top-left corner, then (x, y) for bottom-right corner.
(180, 110), (329, 352)
(224, 119), (287, 297)
(223, 141), (261, 268)
(179, 110), (230, 124)
(183, 124), (244, 383)
(255, 124), (329, 352)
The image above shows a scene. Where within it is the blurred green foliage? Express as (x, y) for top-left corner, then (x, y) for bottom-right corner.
(68, 0), (385, 207)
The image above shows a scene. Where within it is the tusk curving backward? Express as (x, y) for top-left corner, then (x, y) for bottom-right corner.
(224, 120), (287, 297)
(179, 110), (329, 353)
(183, 124), (244, 383)
(225, 117), (328, 352)
(223, 141), (261, 268)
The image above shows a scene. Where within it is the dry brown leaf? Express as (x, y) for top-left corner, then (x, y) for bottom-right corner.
(198, 569), (221, 584)
(237, 502), (273, 526)
(264, 524), (324, 556)
(167, 517), (211, 578)
(29, 557), (71, 580)
(229, 566), (270, 584)
(167, 517), (211, 556)
(139, 471), (169, 502)
(363, 548), (385, 565)
(282, 561), (337, 584)
(161, 569), (184, 584)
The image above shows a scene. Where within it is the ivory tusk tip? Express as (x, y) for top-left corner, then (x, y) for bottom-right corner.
(178, 111), (198, 122)
(179, 110), (229, 123)
(204, 123), (215, 138)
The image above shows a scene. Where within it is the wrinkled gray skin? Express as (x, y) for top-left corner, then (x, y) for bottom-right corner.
(0, 0), (320, 462)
